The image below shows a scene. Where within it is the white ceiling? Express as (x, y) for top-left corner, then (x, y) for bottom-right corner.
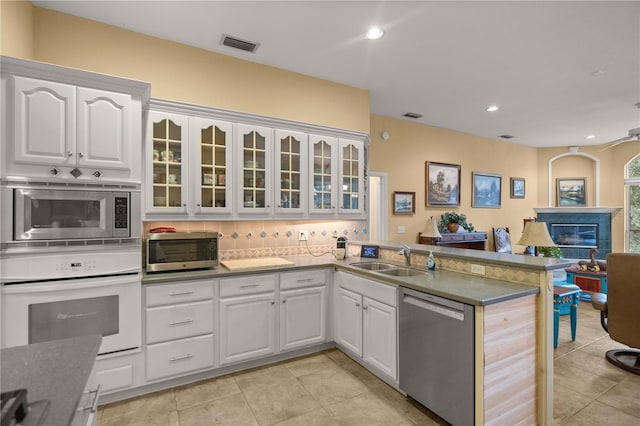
(33, 1), (640, 148)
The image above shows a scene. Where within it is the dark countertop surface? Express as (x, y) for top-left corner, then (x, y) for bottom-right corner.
(143, 253), (540, 306)
(1, 335), (101, 426)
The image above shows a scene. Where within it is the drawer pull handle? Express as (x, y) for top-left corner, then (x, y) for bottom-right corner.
(240, 284), (259, 289)
(169, 319), (194, 326)
(170, 354), (194, 362)
(170, 291), (194, 296)
(296, 278), (314, 282)
(78, 384), (102, 412)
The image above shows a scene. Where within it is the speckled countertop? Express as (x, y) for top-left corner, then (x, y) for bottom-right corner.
(1, 335), (101, 426)
(143, 245), (550, 305)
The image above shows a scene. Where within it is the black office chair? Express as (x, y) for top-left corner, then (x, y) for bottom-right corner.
(591, 253), (640, 375)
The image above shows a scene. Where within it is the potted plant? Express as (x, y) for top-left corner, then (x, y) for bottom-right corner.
(537, 246), (563, 258)
(439, 212), (475, 233)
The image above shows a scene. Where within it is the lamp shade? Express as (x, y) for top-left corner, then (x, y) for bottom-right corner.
(516, 221), (555, 247)
(422, 217), (442, 238)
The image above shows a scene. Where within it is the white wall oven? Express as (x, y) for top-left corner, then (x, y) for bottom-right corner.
(1, 180), (141, 249)
(1, 247), (141, 356)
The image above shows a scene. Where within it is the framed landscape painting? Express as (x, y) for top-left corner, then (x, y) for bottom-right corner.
(472, 172), (501, 208)
(510, 177), (525, 199)
(425, 161), (460, 207)
(393, 191), (415, 214)
(557, 178), (586, 206)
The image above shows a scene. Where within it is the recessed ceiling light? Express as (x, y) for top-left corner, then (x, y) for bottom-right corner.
(585, 135), (596, 140)
(486, 105), (499, 112)
(365, 27), (384, 40)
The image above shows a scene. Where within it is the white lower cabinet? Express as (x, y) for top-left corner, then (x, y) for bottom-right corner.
(279, 269), (327, 352)
(90, 351), (144, 395)
(219, 274), (277, 365)
(335, 272), (397, 381)
(144, 279), (215, 382)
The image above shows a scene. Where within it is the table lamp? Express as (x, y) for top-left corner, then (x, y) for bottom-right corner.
(423, 216), (442, 239)
(516, 221), (555, 256)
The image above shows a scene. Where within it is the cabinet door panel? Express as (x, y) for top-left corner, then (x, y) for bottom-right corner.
(274, 129), (306, 215)
(338, 139), (365, 215)
(77, 87), (131, 170)
(219, 293), (275, 365)
(280, 286), (326, 351)
(308, 135), (337, 215)
(363, 297), (397, 380)
(13, 76), (76, 166)
(335, 287), (362, 357)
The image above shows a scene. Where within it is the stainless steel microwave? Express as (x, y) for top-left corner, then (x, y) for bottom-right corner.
(1, 182), (141, 245)
(146, 232), (218, 272)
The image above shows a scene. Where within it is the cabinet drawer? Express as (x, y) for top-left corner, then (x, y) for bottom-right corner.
(91, 351), (143, 394)
(465, 233), (486, 241)
(280, 269), (326, 290)
(441, 234), (465, 242)
(145, 279), (214, 307)
(146, 300), (214, 344)
(146, 334), (214, 381)
(338, 272), (397, 307)
(219, 274), (277, 298)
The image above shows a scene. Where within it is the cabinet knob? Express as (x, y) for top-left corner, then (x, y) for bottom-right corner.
(78, 152), (84, 158)
(67, 151), (73, 157)
(282, 300), (287, 304)
(270, 301), (275, 305)
(182, 204), (186, 207)
(355, 302), (361, 308)
(363, 305), (368, 310)
(197, 203), (201, 207)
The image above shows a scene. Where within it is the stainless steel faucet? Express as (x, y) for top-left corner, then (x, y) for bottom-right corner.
(400, 244), (411, 266)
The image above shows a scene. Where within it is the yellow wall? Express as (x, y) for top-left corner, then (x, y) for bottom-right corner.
(29, 7), (370, 133)
(0, 0), (33, 58)
(370, 114), (539, 249)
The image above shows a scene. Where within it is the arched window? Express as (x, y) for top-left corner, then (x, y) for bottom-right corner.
(625, 156), (640, 252)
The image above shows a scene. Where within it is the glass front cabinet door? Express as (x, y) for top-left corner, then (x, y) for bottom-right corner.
(147, 111), (189, 214)
(275, 130), (307, 215)
(338, 139), (365, 215)
(309, 135), (337, 215)
(191, 117), (233, 214)
(236, 124), (273, 215)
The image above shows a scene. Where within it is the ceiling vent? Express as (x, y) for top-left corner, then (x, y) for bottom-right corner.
(221, 34), (259, 53)
(499, 134), (515, 139)
(402, 112), (423, 119)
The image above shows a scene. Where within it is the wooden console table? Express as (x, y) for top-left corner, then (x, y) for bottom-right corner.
(418, 231), (487, 250)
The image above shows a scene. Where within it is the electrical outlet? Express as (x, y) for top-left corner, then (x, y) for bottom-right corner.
(298, 230), (309, 241)
(470, 264), (486, 275)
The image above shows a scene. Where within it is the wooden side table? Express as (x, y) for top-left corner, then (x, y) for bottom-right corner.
(553, 285), (581, 348)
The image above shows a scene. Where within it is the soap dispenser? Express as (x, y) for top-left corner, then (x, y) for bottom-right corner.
(427, 251), (436, 271)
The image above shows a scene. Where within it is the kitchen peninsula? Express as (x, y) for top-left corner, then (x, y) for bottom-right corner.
(133, 241), (568, 426)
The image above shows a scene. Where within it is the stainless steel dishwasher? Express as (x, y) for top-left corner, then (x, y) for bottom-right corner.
(399, 287), (475, 426)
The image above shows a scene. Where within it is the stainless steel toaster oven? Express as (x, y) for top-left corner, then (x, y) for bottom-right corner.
(146, 232), (218, 272)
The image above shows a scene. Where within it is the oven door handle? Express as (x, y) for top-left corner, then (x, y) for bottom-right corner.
(2, 273), (140, 294)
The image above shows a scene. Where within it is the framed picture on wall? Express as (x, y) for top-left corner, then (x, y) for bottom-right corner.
(425, 161), (461, 207)
(393, 191), (415, 214)
(557, 178), (586, 206)
(472, 172), (501, 208)
(510, 177), (525, 199)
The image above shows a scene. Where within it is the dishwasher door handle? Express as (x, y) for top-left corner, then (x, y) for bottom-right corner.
(402, 294), (465, 321)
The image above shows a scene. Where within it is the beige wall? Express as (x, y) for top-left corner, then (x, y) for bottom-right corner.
(29, 7), (369, 133)
(0, 0), (33, 58)
(369, 114), (539, 250)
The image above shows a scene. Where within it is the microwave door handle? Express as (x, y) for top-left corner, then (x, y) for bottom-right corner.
(2, 274), (140, 294)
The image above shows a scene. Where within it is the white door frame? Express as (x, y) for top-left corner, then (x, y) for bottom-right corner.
(368, 171), (388, 241)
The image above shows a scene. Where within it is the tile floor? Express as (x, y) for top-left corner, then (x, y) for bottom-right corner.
(98, 301), (640, 426)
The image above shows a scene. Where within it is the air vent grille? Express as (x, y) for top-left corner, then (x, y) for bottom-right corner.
(221, 34), (258, 53)
(500, 134), (515, 139)
(402, 112), (423, 119)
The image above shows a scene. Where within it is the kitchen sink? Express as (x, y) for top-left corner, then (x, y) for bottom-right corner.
(378, 268), (428, 277)
(349, 262), (397, 271)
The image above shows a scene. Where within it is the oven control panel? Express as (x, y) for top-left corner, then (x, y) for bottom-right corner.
(55, 260), (97, 272)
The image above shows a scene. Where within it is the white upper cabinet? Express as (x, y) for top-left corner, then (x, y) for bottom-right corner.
(338, 139), (365, 215)
(145, 111), (233, 217)
(3, 59), (148, 184)
(274, 130), (307, 216)
(236, 124), (273, 215)
(308, 134), (338, 215)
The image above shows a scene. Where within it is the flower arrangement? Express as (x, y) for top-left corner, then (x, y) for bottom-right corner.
(438, 212), (475, 233)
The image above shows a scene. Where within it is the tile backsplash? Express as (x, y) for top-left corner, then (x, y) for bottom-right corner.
(143, 219), (368, 261)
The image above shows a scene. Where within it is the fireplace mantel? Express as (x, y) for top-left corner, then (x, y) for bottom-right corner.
(534, 207), (621, 214)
